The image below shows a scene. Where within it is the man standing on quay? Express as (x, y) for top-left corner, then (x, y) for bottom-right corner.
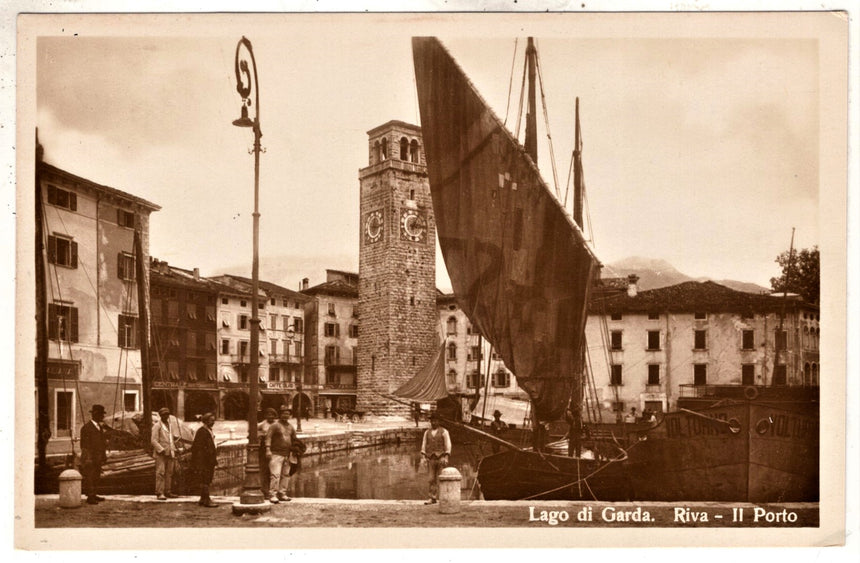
(191, 412), (219, 507)
(79, 404), (108, 505)
(257, 407), (277, 499)
(420, 412), (451, 505)
(151, 407), (178, 500)
(265, 406), (297, 504)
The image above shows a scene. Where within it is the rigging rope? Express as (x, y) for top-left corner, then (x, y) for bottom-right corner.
(514, 51), (528, 142)
(503, 38), (519, 127)
(42, 202), (84, 457)
(533, 41), (561, 200)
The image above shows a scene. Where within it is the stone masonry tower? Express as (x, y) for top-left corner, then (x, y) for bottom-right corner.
(357, 121), (436, 416)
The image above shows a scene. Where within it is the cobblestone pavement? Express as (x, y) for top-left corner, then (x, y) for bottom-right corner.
(33, 496), (819, 529)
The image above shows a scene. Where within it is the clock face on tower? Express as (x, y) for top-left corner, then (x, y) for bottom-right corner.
(400, 209), (427, 243)
(364, 210), (383, 244)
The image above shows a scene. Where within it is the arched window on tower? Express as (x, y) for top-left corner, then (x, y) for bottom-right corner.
(410, 139), (420, 163)
(399, 137), (409, 160)
(447, 342), (457, 361)
(380, 138), (388, 160)
(373, 140), (381, 164)
(446, 316), (457, 335)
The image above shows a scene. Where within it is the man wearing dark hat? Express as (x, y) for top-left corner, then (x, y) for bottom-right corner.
(151, 407), (178, 500)
(191, 412), (219, 507)
(79, 404), (108, 504)
(490, 409), (505, 453)
(420, 412), (451, 504)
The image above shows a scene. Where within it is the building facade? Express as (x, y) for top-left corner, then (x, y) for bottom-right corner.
(586, 278), (820, 420)
(212, 274), (310, 416)
(356, 121), (436, 416)
(149, 259), (223, 420)
(37, 158), (160, 443)
(301, 271), (359, 416)
(436, 293), (520, 399)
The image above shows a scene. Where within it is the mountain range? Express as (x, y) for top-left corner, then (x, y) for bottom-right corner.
(210, 254), (771, 296)
(602, 256), (770, 294)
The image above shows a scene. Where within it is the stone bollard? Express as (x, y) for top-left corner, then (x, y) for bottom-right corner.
(438, 467), (462, 514)
(58, 468), (83, 509)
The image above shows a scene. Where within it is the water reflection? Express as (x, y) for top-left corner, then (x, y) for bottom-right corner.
(222, 443), (481, 500)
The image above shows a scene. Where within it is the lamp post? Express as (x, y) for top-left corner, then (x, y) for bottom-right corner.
(231, 36), (269, 514)
(287, 326), (302, 432)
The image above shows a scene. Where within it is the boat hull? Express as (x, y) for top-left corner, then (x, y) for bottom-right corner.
(625, 400), (819, 502)
(477, 449), (632, 501)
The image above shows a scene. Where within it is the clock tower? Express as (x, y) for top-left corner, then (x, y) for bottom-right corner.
(357, 121), (436, 415)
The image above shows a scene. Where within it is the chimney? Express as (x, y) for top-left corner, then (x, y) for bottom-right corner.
(302, 277), (309, 291)
(193, 267), (200, 280)
(627, 274), (640, 298)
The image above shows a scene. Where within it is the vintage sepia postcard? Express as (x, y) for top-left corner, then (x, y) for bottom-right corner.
(11, 6), (854, 553)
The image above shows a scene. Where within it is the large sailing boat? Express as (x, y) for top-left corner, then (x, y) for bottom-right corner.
(412, 37), (819, 503)
(412, 37), (631, 500)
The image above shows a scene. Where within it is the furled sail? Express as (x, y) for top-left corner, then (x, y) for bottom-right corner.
(412, 37), (600, 423)
(393, 342), (449, 402)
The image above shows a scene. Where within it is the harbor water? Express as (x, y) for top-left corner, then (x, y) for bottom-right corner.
(218, 442), (482, 500)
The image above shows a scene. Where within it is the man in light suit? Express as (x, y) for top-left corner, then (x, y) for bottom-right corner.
(151, 407), (178, 500)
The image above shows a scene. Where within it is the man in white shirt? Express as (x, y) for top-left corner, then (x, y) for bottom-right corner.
(151, 407), (178, 500)
(420, 412), (452, 505)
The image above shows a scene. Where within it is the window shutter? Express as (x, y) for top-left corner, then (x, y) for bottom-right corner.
(118, 315), (126, 348)
(335, 323), (340, 337)
(70, 307), (79, 342)
(117, 252), (124, 279)
(48, 304), (58, 340)
(71, 241), (78, 269)
(47, 185), (56, 205)
(47, 236), (57, 264)
(70, 193), (77, 211)
(116, 209), (123, 226)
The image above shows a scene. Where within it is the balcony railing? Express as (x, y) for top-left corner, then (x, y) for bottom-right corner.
(231, 353), (250, 364)
(678, 383), (819, 402)
(269, 354), (304, 364)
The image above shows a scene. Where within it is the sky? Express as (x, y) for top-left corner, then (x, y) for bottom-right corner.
(31, 14), (826, 291)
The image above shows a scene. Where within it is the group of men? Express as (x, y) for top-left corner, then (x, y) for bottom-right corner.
(79, 403), (454, 506)
(78, 404), (221, 508)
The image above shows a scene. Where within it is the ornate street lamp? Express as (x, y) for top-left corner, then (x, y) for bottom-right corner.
(231, 36), (269, 515)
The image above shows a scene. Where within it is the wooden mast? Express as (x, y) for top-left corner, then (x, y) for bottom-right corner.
(523, 37), (545, 451)
(35, 133), (50, 474)
(568, 98), (586, 458)
(133, 227), (152, 451)
(524, 37), (538, 164)
(775, 227), (796, 386)
(573, 98), (584, 229)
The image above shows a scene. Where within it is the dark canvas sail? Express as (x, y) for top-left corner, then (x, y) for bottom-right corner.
(412, 37), (600, 423)
(393, 342), (449, 402)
